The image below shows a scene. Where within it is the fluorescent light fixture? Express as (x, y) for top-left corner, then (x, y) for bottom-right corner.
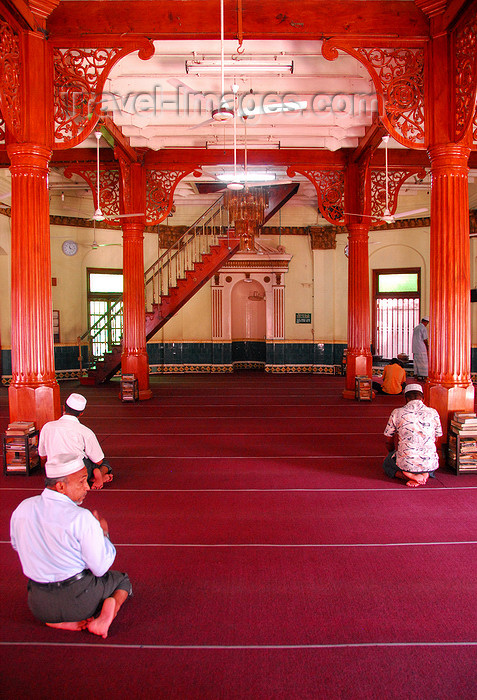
(217, 172), (276, 183)
(186, 59), (294, 75)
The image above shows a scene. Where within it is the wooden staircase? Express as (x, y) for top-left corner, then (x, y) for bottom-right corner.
(80, 197), (239, 384)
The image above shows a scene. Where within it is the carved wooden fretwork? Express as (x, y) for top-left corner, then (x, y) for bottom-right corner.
(53, 40), (154, 149)
(309, 226), (337, 250)
(116, 152), (132, 214)
(145, 169), (201, 224)
(370, 167), (427, 221)
(322, 41), (425, 149)
(454, 9), (477, 141)
(63, 164), (121, 223)
(288, 167), (345, 224)
(0, 16), (22, 141)
(0, 113), (5, 143)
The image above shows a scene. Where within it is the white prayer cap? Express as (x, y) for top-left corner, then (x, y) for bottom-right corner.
(422, 316), (429, 322)
(65, 393), (87, 411)
(45, 453), (85, 479)
(405, 383), (424, 394)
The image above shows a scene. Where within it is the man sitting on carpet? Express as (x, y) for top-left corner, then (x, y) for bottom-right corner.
(383, 383), (442, 487)
(372, 358), (407, 395)
(10, 454), (131, 638)
(39, 392), (113, 490)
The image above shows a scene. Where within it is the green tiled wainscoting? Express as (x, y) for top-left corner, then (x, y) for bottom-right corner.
(2, 344), (477, 384)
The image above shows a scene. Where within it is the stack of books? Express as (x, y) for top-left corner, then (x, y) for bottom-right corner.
(5, 421), (36, 436)
(355, 376), (372, 401)
(450, 412), (477, 433)
(3, 421), (38, 473)
(448, 412), (477, 472)
(120, 374), (139, 402)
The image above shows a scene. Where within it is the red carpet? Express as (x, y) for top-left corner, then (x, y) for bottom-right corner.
(1, 374), (477, 699)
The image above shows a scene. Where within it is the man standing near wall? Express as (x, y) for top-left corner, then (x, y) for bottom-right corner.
(412, 316), (429, 380)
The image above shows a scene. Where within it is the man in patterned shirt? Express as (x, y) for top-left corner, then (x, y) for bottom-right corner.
(383, 383), (442, 487)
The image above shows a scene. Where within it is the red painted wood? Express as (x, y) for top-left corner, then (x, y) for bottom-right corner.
(146, 238), (240, 339)
(6, 29), (61, 430)
(118, 161), (151, 399)
(47, 1), (429, 41)
(427, 144), (474, 433)
(343, 223), (373, 399)
(121, 222), (152, 400)
(7, 143), (60, 428)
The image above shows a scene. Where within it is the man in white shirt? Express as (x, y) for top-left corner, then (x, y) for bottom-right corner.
(10, 454), (131, 638)
(412, 316), (429, 380)
(383, 383), (442, 487)
(39, 392), (113, 489)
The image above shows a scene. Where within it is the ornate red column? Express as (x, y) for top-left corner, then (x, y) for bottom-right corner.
(426, 145), (474, 432)
(5, 24), (61, 429)
(7, 143), (61, 428)
(343, 222), (373, 398)
(121, 221), (152, 399)
(422, 11), (476, 435)
(119, 159), (152, 399)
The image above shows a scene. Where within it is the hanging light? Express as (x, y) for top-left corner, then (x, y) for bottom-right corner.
(227, 85), (243, 190)
(212, 0), (234, 122)
(224, 113), (268, 251)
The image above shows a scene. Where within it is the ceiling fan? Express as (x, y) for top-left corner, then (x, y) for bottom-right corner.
(179, 0), (307, 131)
(86, 220), (123, 249)
(343, 135), (428, 224)
(90, 130), (145, 222)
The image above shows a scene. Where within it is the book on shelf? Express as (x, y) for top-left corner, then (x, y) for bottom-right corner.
(6, 420), (35, 434)
(450, 421), (477, 433)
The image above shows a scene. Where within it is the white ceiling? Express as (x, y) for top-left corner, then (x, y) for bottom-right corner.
(0, 37), (475, 222)
(106, 39), (373, 152)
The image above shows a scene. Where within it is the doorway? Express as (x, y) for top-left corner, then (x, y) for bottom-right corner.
(231, 279), (266, 366)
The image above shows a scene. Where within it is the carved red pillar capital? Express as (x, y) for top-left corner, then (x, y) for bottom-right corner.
(7, 142), (61, 428)
(343, 222), (373, 399)
(121, 221), (152, 400)
(426, 143), (474, 435)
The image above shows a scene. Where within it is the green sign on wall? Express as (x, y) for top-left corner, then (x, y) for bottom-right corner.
(296, 313), (311, 324)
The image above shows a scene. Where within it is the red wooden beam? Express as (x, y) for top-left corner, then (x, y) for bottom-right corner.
(47, 0), (429, 42)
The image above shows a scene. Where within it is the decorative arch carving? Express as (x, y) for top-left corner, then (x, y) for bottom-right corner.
(63, 164), (121, 222)
(145, 168), (202, 224)
(453, 10), (477, 142)
(322, 41), (425, 149)
(53, 40), (154, 149)
(370, 167), (427, 221)
(287, 167), (345, 224)
(64, 164), (202, 226)
(0, 16), (22, 141)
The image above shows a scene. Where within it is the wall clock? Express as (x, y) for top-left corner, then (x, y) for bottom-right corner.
(62, 239), (78, 256)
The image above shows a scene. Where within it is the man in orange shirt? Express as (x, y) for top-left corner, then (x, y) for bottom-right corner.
(373, 359), (407, 395)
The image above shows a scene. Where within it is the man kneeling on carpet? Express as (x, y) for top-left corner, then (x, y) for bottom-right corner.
(383, 383), (442, 487)
(39, 392), (113, 490)
(10, 454), (132, 638)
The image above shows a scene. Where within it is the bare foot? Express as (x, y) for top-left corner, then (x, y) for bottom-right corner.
(402, 470), (428, 486)
(87, 597), (116, 639)
(405, 479), (421, 487)
(46, 619), (91, 631)
(91, 470), (104, 490)
(102, 471), (113, 483)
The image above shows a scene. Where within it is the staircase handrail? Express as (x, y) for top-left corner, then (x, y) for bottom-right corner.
(78, 194), (228, 367)
(144, 196), (226, 281)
